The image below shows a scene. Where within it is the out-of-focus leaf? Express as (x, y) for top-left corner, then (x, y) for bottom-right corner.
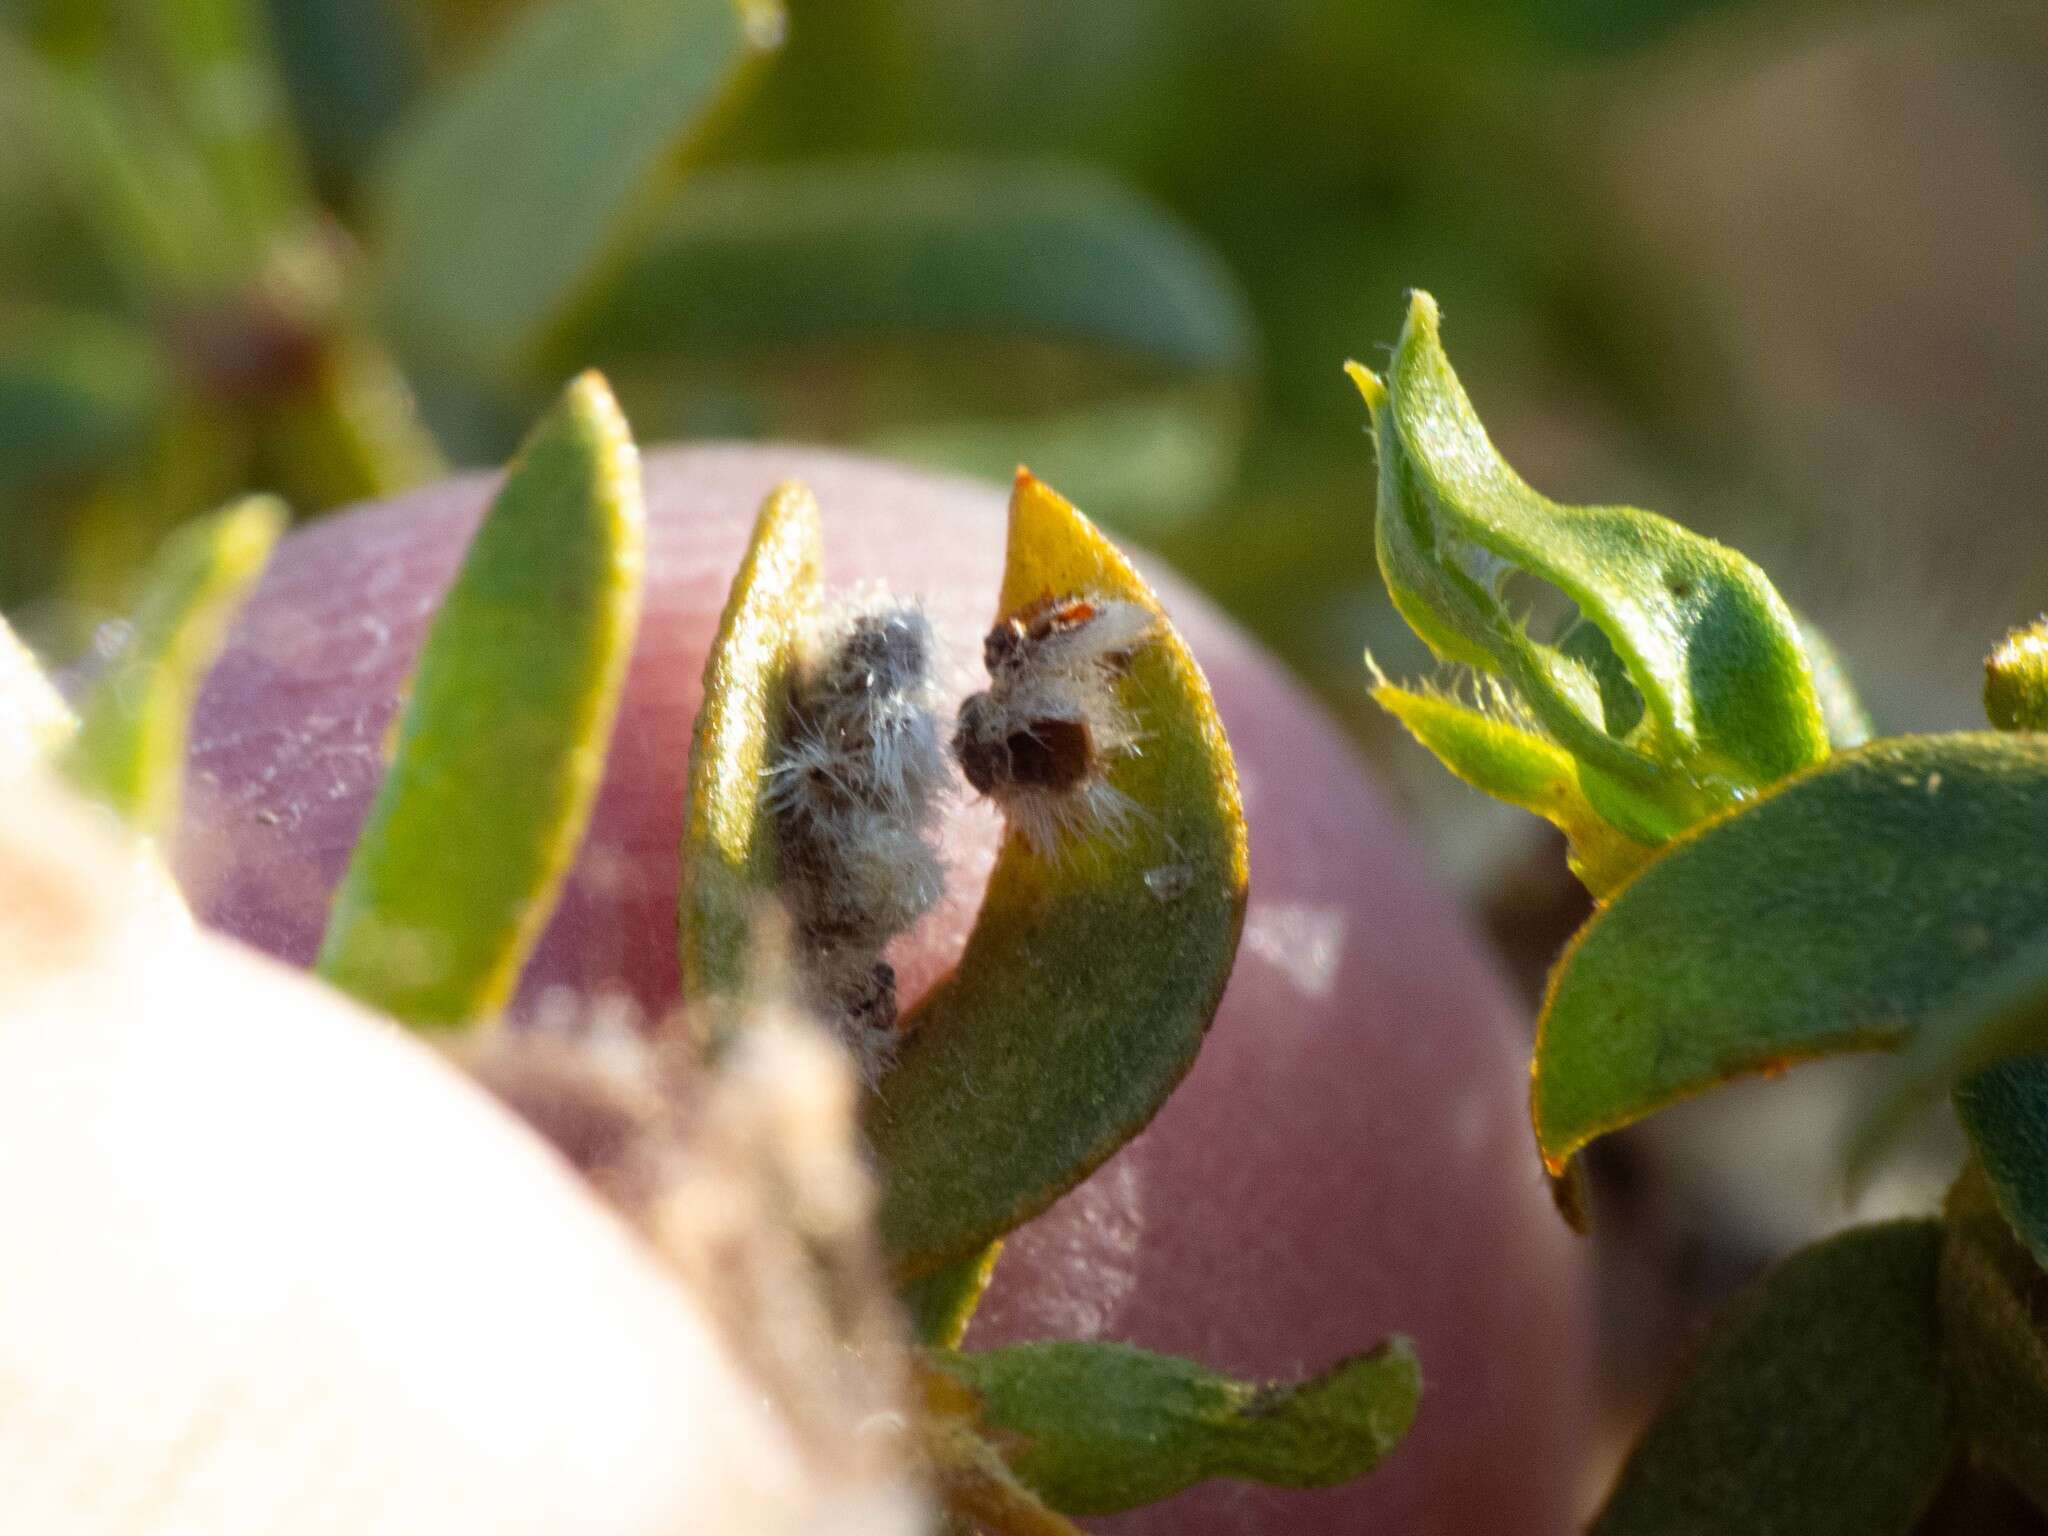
(925, 1339), (1418, 1517)
(1352, 292), (1827, 848)
(1592, 1220), (1953, 1535)
(60, 495), (282, 835)
(317, 373), (643, 1029)
(1954, 1064), (2048, 1274)
(0, 616), (75, 771)
(864, 387), (1245, 534)
(259, 332), (446, 508)
(902, 1242), (1002, 1349)
(549, 159), (1256, 377)
(1533, 734), (2048, 1171)
(676, 479), (821, 1003)
(1940, 1163), (2048, 1513)
(1845, 936), (2048, 1219)
(0, 309), (166, 494)
(1368, 675), (1653, 896)
(1985, 619), (2048, 733)
(867, 472), (1248, 1277)
(116, 0), (312, 254)
(374, 0), (784, 379)
(1798, 614), (1874, 749)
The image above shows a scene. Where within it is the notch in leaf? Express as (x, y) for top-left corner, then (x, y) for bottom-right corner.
(317, 372), (644, 1030)
(920, 1337), (1419, 1517)
(62, 495), (284, 838)
(1350, 291), (1829, 889)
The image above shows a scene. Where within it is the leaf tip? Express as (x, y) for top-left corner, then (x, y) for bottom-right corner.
(1343, 359), (1386, 421)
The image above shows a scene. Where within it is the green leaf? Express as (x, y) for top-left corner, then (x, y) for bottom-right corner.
(676, 479), (821, 1003)
(1940, 1163), (2048, 1514)
(924, 1337), (1419, 1516)
(1368, 674), (1654, 896)
(1534, 733), (2048, 1171)
(374, 0), (784, 379)
(547, 158), (1256, 376)
(316, 372), (643, 1029)
(1593, 1220), (1954, 1535)
(1985, 619), (2048, 733)
(0, 309), (166, 494)
(60, 495), (282, 836)
(1954, 1064), (2048, 1273)
(1798, 614), (1874, 749)
(902, 1242), (1002, 1349)
(1352, 292), (1828, 848)
(866, 472), (1249, 1277)
(0, 615), (75, 771)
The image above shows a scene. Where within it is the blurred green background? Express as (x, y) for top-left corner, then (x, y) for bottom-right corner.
(7, 0), (2048, 1489)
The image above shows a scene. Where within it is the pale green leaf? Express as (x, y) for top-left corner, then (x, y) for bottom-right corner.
(317, 372), (643, 1029)
(61, 495), (282, 836)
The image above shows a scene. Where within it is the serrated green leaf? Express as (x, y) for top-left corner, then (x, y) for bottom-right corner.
(61, 495), (282, 836)
(1352, 292), (1828, 848)
(1593, 1220), (1953, 1535)
(548, 158), (1255, 377)
(902, 1242), (1002, 1349)
(1534, 733), (2048, 1170)
(317, 372), (643, 1029)
(0, 616), (74, 772)
(1940, 1163), (2048, 1514)
(1985, 619), (2048, 733)
(924, 1337), (1418, 1516)
(374, 0), (783, 379)
(676, 479), (821, 1002)
(866, 472), (1248, 1277)
(1369, 676), (1653, 896)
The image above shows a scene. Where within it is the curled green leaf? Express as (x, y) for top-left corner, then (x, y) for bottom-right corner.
(923, 1337), (1419, 1516)
(1985, 618), (2048, 733)
(61, 496), (284, 837)
(1352, 292), (1828, 849)
(867, 471), (1249, 1277)
(677, 480), (822, 1003)
(317, 373), (644, 1029)
(1534, 733), (2048, 1172)
(376, 0), (784, 378)
(1593, 1221), (1953, 1535)
(903, 1242), (1003, 1349)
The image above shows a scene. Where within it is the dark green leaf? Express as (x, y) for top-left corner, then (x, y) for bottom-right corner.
(1954, 1065), (2048, 1273)
(676, 479), (821, 1003)
(1940, 1164), (2048, 1514)
(902, 1242), (1002, 1349)
(867, 473), (1248, 1276)
(925, 1337), (1419, 1516)
(316, 373), (643, 1028)
(1535, 734), (2048, 1170)
(374, 0), (783, 378)
(549, 158), (1255, 376)
(61, 495), (282, 836)
(1594, 1220), (1954, 1536)
(0, 310), (166, 494)
(1353, 292), (1828, 847)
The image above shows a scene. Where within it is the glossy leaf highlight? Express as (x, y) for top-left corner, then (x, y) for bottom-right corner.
(1593, 1221), (1953, 1535)
(677, 480), (822, 1003)
(924, 1338), (1419, 1516)
(61, 496), (283, 837)
(1353, 291), (1827, 849)
(867, 472), (1249, 1277)
(1535, 733), (2048, 1170)
(317, 373), (643, 1029)
(375, 0), (783, 378)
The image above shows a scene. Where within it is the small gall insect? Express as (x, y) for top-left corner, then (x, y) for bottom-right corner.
(765, 596), (948, 1079)
(952, 592), (1157, 856)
